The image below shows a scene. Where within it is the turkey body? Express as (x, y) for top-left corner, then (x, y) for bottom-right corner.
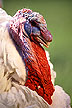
(0, 8), (71, 108)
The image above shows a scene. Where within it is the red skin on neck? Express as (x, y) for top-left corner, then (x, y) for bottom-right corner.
(25, 40), (55, 105)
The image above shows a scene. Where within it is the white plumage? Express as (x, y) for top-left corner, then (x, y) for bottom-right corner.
(0, 8), (71, 108)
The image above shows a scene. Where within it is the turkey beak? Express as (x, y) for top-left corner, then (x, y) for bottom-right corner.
(37, 25), (53, 48)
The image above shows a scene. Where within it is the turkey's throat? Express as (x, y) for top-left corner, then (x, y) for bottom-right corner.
(23, 40), (55, 105)
(10, 32), (54, 104)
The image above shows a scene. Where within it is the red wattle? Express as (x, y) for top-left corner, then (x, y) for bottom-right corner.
(25, 41), (55, 105)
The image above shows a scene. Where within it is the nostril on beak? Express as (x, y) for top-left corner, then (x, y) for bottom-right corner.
(48, 34), (53, 42)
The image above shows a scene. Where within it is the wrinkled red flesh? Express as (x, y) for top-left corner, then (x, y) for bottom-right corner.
(25, 40), (55, 105)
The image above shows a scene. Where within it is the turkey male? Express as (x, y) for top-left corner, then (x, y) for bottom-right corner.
(0, 8), (71, 108)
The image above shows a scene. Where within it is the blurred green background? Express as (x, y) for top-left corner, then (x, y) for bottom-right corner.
(3, 0), (72, 106)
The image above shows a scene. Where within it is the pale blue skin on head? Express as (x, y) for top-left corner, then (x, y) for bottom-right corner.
(24, 20), (40, 37)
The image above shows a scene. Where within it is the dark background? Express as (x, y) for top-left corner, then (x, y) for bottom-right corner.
(3, 0), (72, 106)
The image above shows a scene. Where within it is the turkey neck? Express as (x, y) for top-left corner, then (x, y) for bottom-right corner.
(22, 37), (54, 105)
(10, 29), (54, 105)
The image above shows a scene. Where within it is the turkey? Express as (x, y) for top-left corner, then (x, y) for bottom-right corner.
(0, 8), (71, 108)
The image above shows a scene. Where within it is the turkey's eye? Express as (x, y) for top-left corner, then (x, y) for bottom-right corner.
(31, 21), (36, 26)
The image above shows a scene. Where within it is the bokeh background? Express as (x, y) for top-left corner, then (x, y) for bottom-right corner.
(2, 0), (72, 106)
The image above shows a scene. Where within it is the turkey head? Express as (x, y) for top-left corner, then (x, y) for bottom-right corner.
(9, 8), (54, 105)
